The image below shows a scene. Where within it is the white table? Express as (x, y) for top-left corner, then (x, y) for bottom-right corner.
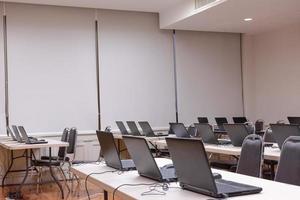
(0, 137), (68, 199)
(71, 161), (300, 200)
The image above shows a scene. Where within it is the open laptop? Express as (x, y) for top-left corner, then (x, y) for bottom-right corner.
(12, 125), (25, 143)
(116, 121), (129, 135)
(18, 126), (48, 144)
(126, 121), (142, 136)
(169, 123), (191, 138)
(96, 131), (135, 170)
(7, 127), (17, 141)
(223, 124), (250, 147)
(287, 117), (300, 125)
(270, 124), (300, 149)
(166, 137), (262, 198)
(122, 135), (177, 182)
(215, 117), (228, 132)
(197, 117), (209, 124)
(194, 123), (231, 145)
(233, 117), (248, 124)
(138, 121), (168, 137)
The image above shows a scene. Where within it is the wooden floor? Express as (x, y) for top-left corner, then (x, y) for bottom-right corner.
(0, 180), (106, 200)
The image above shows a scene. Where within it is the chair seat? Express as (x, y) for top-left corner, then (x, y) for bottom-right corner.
(32, 160), (61, 167)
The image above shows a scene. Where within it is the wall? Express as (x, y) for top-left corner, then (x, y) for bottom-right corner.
(176, 31), (243, 125)
(243, 23), (300, 124)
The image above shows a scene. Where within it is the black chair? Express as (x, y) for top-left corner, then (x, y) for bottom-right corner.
(236, 134), (263, 177)
(116, 121), (129, 135)
(275, 136), (300, 186)
(187, 125), (197, 137)
(262, 127), (277, 180)
(197, 117), (209, 124)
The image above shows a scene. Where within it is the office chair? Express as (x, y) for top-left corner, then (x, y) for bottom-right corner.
(187, 125), (197, 137)
(236, 134), (263, 177)
(275, 136), (300, 186)
(197, 117), (209, 124)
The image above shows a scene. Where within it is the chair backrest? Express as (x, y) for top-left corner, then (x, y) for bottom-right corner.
(223, 123), (250, 147)
(236, 134), (263, 177)
(187, 125), (197, 137)
(197, 117), (209, 124)
(67, 127), (77, 154)
(275, 136), (300, 186)
(255, 119), (264, 132)
(57, 128), (69, 158)
(263, 127), (276, 143)
(116, 121), (129, 135)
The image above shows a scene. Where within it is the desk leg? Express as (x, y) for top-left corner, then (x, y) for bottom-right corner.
(48, 147), (64, 199)
(2, 150), (14, 187)
(17, 149), (29, 192)
(104, 190), (108, 200)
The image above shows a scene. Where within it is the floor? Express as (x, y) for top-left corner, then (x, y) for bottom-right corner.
(0, 180), (105, 200)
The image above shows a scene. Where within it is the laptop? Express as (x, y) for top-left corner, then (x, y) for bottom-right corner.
(223, 124), (250, 147)
(287, 117), (300, 125)
(18, 126), (48, 144)
(194, 123), (231, 145)
(138, 121), (168, 137)
(7, 127), (17, 141)
(116, 121), (129, 135)
(12, 125), (25, 143)
(270, 124), (300, 149)
(126, 121), (142, 136)
(232, 117), (248, 124)
(197, 117), (209, 124)
(96, 131), (135, 170)
(169, 123), (191, 138)
(122, 135), (177, 182)
(166, 137), (262, 198)
(215, 117), (228, 132)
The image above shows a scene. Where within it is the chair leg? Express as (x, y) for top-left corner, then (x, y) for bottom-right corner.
(36, 167), (42, 193)
(58, 166), (70, 193)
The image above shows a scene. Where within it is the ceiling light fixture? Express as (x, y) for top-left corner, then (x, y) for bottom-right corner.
(244, 18), (253, 22)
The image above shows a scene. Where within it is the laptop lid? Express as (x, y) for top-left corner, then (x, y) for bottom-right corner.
(18, 126), (30, 143)
(7, 127), (17, 141)
(287, 117), (300, 125)
(138, 121), (155, 137)
(224, 124), (249, 147)
(194, 123), (218, 144)
(12, 125), (23, 142)
(96, 131), (122, 170)
(270, 124), (300, 149)
(126, 121), (141, 136)
(122, 135), (163, 181)
(166, 137), (218, 195)
(233, 117), (248, 124)
(169, 123), (191, 138)
(116, 121), (129, 135)
(197, 117), (209, 124)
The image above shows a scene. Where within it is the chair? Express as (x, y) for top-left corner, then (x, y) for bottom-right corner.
(275, 136), (300, 186)
(262, 127), (277, 180)
(236, 134), (263, 177)
(197, 117), (209, 124)
(187, 125), (197, 137)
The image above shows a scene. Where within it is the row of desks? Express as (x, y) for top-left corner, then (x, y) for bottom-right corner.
(71, 159), (300, 200)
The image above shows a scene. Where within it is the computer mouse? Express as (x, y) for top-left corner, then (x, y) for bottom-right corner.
(212, 173), (222, 179)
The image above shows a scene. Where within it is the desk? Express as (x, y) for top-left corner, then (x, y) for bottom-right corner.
(71, 161), (300, 200)
(0, 138), (68, 199)
(153, 140), (281, 161)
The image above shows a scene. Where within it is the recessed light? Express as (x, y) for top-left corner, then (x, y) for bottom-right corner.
(244, 18), (253, 22)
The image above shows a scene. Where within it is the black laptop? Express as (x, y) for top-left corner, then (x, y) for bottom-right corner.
(194, 123), (231, 145)
(233, 117), (248, 124)
(12, 125), (25, 143)
(7, 127), (17, 141)
(126, 121), (142, 136)
(116, 121), (129, 135)
(138, 121), (168, 137)
(287, 117), (300, 125)
(270, 124), (300, 149)
(197, 117), (209, 124)
(166, 137), (262, 198)
(18, 126), (48, 144)
(223, 124), (250, 147)
(96, 131), (135, 170)
(169, 123), (191, 138)
(215, 117), (228, 132)
(122, 135), (177, 182)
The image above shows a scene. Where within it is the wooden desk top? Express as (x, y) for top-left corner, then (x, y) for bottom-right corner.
(72, 162), (300, 200)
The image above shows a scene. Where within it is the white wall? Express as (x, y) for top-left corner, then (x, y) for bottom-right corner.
(97, 10), (176, 128)
(243, 23), (300, 124)
(0, 2), (5, 134)
(176, 31), (243, 125)
(6, 3), (98, 132)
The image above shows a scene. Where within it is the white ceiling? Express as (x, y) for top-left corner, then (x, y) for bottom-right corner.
(2, 0), (184, 12)
(163, 0), (300, 34)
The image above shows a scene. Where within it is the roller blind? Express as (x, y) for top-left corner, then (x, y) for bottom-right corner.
(97, 10), (175, 128)
(175, 31), (243, 125)
(6, 3), (98, 132)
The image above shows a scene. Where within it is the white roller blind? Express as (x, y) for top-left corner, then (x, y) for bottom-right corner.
(0, 2), (5, 134)
(97, 10), (175, 128)
(176, 31), (243, 125)
(6, 3), (98, 132)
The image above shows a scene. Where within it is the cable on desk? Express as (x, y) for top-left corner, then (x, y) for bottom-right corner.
(112, 183), (157, 200)
(85, 170), (118, 200)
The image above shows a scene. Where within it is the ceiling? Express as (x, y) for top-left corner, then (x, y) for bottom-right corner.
(2, 0), (184, 12)
(162, 0), (300, 34)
